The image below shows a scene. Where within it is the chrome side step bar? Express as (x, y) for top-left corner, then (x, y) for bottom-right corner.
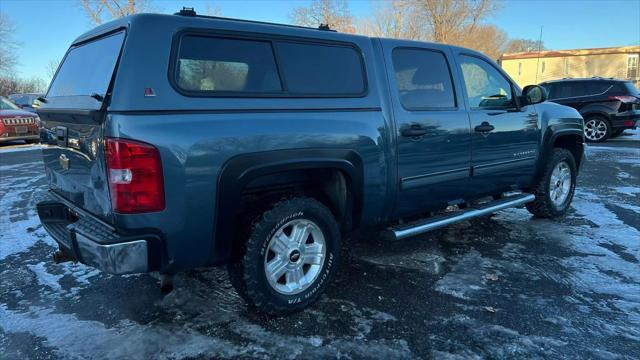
(384, 193), (535, 241)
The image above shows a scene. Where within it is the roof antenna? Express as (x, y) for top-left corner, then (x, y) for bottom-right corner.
(535, 25), (543, 84)
(318, 23), (332, 31)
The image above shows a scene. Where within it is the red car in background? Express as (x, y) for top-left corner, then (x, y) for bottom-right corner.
(0, 96), (40, 144)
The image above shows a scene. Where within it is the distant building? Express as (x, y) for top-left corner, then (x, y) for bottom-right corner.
(499, 45), (640, 88)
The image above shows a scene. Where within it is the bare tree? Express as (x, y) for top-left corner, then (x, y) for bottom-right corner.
(0, 76), (48, 97)
(0, 14), (19, 76)
(290, 0), (356, 33)
(46, 58), (61, 81)
(358, 0), (507, 59)
(358, 0), (424, 40)
(463, 24), (508, 60)
(504, 38), (546, 53)
(415, 0), (500, 44)
(80, 0), (153, 25)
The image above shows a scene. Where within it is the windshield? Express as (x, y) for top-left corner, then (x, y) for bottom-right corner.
(47, 31), (125, 98)
(0, 97), (20, 110)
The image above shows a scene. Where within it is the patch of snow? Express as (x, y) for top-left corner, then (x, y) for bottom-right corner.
(613, 128), (640, 141)
(26, 262), (63, 293)
(616, 171), (633, 180)
(0, 160), (53, 261)
(613, 202), (640, 214)
(612, 186), (640, 196)
(435, 250), (491, 299)
(432, 315), (569, 358)
(0, 305), (249, 360)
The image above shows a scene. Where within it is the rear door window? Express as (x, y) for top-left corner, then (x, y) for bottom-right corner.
(275, 42), (365, 95)
(175, 36), (282, 93)
(48, 31), (125, 98)
(392, 48), (456, 110)
(585, 82), (610, 96)
(554, 83), (585, 98)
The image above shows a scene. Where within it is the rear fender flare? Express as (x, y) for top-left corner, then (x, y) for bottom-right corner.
(210, 149), (363, 265)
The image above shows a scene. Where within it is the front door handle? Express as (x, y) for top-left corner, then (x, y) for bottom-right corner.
(474, 122), (495, 133)
(401, 125), (428, 137)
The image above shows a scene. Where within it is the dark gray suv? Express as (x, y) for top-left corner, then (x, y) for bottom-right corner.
(36, 10), (585, 315)
(540, 78), (640, 142)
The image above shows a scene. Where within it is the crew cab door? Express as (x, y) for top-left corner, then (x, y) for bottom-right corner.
(381, 41), (472, 216)
(452, 52), (540, 195)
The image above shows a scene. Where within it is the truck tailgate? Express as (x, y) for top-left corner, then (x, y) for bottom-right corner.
(38, 30), (126, 220)
(40, 110), (112, 220)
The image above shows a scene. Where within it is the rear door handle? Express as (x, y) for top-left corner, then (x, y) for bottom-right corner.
(401, 125), (428, 137)
(474, 122), (495, 133)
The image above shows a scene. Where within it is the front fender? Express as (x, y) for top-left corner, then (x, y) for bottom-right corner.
(533, 101), (584, 181)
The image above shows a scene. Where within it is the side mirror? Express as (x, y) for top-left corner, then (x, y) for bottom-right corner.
(522, 85), (547, 105)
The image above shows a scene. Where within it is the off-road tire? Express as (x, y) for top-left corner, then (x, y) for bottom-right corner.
(526, 148), (577, 218)
(228, 197), (340, 316)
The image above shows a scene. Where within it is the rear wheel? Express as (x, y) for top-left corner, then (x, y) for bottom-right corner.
(228, 197), (340, 316)
(584, 116), (611, 142)
(526, 148), (577, 218)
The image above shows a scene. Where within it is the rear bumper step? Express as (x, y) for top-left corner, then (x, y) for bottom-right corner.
(36, 192), (164, 274)
(384, 193), (535, 241)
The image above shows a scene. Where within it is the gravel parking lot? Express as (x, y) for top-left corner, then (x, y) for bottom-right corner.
(1, 131), (639, 359)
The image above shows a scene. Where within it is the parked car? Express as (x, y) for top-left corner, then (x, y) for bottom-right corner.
(0, 96), (40, 144)
(539, 78), (640, 142)
(8, 93), (44, 113)
(36, 10), (585, 315)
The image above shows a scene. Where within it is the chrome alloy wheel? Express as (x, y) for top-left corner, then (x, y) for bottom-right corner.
(549, 161), (572, 207)
(584, 119), (608, 141)
(264, 219), (326, 295)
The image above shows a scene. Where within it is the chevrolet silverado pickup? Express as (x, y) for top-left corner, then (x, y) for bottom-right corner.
(36, 9), (585, 315)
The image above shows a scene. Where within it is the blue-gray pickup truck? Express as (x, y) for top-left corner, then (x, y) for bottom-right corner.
(36, 9), (585, 315)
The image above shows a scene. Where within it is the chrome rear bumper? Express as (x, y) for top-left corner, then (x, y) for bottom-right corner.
(36, 192), (162, 275)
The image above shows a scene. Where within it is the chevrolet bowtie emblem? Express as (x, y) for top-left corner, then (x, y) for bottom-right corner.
(59, 154), (70, 170)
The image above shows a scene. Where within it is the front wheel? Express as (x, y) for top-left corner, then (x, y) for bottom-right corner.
(228, 197), (340, 316)
(526, 148), (577, 218)
(584, 117), (611, 142)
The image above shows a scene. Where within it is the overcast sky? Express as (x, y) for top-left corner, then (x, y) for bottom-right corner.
(2, 0), (639, 80)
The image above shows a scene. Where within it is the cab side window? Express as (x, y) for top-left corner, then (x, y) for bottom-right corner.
(459, 55), (514, 110)
(392, 48), (456, 110)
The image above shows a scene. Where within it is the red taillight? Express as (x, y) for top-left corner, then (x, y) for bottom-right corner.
(105, 138), (164, 213)
(608, 95), (637, 103)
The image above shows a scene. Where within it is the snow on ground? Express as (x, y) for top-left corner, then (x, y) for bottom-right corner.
(1, 140), (639, 358)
